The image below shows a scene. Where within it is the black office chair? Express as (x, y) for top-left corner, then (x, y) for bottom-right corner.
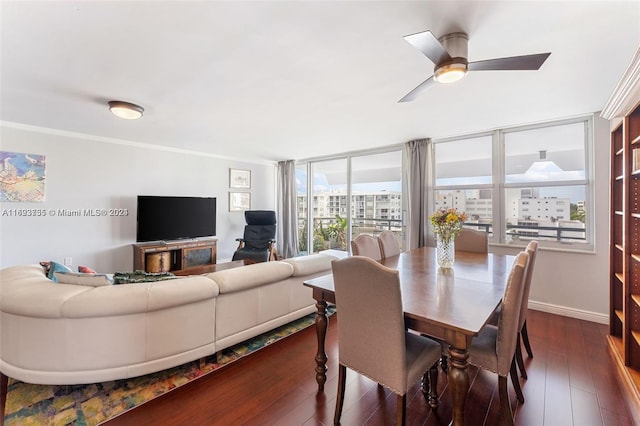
(232, 210), (277, 263)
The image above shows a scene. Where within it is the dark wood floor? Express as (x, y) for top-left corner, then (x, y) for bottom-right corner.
(104, 310), (633, 425)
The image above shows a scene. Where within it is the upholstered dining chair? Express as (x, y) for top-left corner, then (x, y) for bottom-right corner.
(455, 228), (488, 253)
(467, 251), (530, 426)
(488, 240), (538, 380)
(514, 241), (538, 377)
(350, 234), (382, 261)
(331, 256), (442, 425)
(378, 230), (401, 259)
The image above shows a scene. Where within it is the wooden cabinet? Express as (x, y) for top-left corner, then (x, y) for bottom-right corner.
(133, 239), (217, 274)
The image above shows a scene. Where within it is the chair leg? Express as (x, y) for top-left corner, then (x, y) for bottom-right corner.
(0, 372), (7, 423)
(440, 354), (448, 374)
(421, 365), (439, 409)
(499, 376), (515, 426)
(515, 333), (527, 379)
(510, 358), (525, 404)
(521, 320), (534, 358)
(428, 364), (439, 409)
(334, 365), (347, 425)
(396, 393), (406, 426)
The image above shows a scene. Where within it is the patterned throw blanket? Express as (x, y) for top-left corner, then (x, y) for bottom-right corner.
(113, 270), (177, 284)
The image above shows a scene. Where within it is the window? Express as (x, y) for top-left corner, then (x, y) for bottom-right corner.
(296, 149), (403, 254)
(310, 159), (347, 253)
(503, 121), (588, 246)
(351, 151), (403, 248)
(433, 117), (592, 250)
(434, 135), (494, 236)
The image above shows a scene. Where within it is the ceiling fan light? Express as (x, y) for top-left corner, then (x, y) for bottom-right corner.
(434, 62), (468, 84)
(108, 101), (144, 120)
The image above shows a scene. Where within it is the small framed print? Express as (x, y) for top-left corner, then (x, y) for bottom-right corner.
(229, 192), (251, 212)
(229, 168), (251, 189)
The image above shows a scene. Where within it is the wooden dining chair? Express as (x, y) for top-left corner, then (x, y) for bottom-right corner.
(467, 251), (530, 426)
(377, 230), (401, 259)
(331, 256), (442, 425)
(455, 228), (488, 253)
(350, 234), (382, 261)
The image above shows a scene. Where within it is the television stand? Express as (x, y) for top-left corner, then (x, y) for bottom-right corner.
(132, 238), (217, 274)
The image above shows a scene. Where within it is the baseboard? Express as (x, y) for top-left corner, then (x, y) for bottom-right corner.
(528, 300), (609, 325)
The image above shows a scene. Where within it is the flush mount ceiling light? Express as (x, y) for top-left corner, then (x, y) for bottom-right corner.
(108, 101), (144, 120)
(434, 60), (468, 83)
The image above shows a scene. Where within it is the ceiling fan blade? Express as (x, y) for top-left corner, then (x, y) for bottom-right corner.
(403, 30), (452, 65)
(398, 76), (435, 103)
(468, 52), (551, 71)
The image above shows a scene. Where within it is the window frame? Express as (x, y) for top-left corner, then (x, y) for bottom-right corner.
(295, 146), (405, 255)
(432, 116), (594, 252)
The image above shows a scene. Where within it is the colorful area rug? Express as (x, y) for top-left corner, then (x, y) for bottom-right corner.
(4, 308), (332, 425)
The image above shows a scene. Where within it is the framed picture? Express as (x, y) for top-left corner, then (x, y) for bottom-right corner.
(229, 192), (251, 212)
(229, 168), (251, 189)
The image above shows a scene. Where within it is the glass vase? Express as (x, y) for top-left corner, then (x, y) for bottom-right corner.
(436, 236), (455, 268)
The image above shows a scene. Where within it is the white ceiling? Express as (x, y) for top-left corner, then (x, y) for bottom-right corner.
(1, 1), (639, 163)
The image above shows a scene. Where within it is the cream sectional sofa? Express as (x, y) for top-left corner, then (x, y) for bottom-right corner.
(0, 253), (338, 388)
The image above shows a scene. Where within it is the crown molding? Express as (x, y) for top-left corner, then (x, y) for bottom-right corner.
(601, 45), (640, 120)
(0, 121), (277, 166)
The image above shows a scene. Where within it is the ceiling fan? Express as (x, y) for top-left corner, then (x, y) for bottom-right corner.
(398, 30), (551, 102)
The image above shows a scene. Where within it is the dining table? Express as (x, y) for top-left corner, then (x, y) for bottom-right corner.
(303, 246), (515, 426)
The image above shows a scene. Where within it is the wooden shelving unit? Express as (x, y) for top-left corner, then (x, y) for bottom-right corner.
(609, 100), (640, 419)
(603, 47), (640, 421)
(132, 238), (217, 274)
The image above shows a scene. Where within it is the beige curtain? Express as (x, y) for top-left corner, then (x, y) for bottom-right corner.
(404, 139), (431, 249)
(276, 160), (299, 259)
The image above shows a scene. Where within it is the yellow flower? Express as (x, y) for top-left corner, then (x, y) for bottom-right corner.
(429, 208), (467, 240)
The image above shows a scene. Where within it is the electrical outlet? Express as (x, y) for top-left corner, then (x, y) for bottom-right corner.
(64, 257), (72, 266)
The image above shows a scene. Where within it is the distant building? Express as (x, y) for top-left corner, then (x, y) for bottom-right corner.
(297, 190), (402, 226)
(434, 189), (492, 221)
(506, 189), (585, 241)
(298, 188), (586, 241)
(512, 197), (570, 221)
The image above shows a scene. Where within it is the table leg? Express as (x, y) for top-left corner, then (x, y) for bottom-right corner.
(1, 371), (8, 422)
(313, 299), (329, 391)
(448, 345), (470, 426)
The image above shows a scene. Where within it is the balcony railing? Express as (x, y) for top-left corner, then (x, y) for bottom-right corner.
(297, 217), (405, 252)
(298, 218), (586, 254)
(463, 222), (587, 242)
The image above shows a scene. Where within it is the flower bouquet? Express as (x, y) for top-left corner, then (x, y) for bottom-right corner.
(430, 208), (468, 268)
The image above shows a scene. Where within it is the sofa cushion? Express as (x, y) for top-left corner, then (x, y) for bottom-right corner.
(282, 253), (338, 277)
(207, 261), (294, 293)
(54, 272), (112, 287)
(47, 261), (72, 282)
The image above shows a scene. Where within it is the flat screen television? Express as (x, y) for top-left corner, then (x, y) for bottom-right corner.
(136, 195), (216, 243)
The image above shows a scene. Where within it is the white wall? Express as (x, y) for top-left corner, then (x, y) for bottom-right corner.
(491, 113), (611, 323)
(0, 124), (276, 271)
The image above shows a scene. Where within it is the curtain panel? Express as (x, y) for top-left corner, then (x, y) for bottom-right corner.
(404, 138), (431, 249)
(276, 160), (299, 259)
